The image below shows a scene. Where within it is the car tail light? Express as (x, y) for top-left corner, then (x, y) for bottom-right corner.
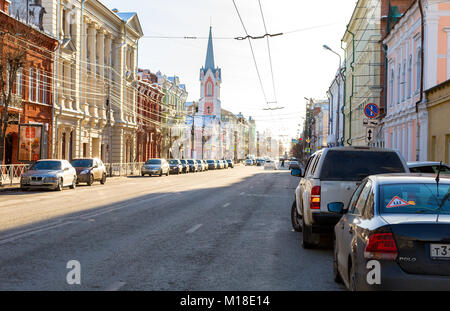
(310, 186), (321, 210)
(364, 233), (398, 260)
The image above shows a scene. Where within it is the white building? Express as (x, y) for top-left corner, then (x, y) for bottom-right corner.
(327, 67), (345, 147)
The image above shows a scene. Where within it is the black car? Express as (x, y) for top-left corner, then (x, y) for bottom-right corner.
(226, 159), (234, 168)
(207, 160), (217, 170)
(187, 159), (198, 172)
(168, 159), (183, 175)
(331, 174), (450, 291)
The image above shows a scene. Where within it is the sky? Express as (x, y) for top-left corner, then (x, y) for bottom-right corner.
(102, 0), (357, 144)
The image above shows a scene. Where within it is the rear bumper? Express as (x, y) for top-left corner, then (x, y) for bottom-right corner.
(76, 174), (91, 183)
(311, 212), (342, 234)
(357, 261), (450, 291)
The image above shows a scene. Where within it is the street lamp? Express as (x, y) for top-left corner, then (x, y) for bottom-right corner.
(323, 44), (343, 147)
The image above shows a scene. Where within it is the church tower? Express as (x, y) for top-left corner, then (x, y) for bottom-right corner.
(199, 27), (222, 120)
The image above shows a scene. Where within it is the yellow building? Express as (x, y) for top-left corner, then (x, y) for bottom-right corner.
(425, 79), (450, 164)
(342, 0), (382, 146)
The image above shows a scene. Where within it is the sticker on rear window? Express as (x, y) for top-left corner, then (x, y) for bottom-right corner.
(386, 196), (410, 208)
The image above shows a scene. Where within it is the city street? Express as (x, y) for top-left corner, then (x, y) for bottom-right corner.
(0, 166), (344, 291)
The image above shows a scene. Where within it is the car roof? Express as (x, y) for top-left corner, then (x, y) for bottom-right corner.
(407, 161), (449, 167)
(370, 173), (450, 185)
(37, 159), (65, 162)
(316, 146), (399, 154)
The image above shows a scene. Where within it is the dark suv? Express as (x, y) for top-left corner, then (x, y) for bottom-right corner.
(71, 158), (107, 186)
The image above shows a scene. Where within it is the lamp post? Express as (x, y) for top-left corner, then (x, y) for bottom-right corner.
(323, 44), (343, 147)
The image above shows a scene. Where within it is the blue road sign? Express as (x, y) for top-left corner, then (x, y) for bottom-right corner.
(364, 103), (379, 119)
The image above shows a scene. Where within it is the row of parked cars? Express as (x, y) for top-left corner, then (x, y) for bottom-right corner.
(289, 146), (450, 291)
(141, 159), (234, 177)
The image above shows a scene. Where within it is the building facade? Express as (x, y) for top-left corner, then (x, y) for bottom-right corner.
(425, 78), (450, 163)
(10, 0), (143, 163)
(327, 67), (345, 147)
(0, 1), (58, 165)
(383, 0), (450, 161)
(136, 69), (164, 162)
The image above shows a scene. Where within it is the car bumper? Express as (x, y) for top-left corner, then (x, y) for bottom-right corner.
(357, 261), (450, 291)
(21, 181), (58, 190)
(142, 169), (161, 175)
(76, 174), (91, 183)
(169, 168), (180, 173)
(311, 212), (342, 234)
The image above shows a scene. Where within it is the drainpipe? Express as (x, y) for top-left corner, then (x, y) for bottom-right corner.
(340, 40), (347, 146)
(52, 0), (61, 159)
(416, 0), (424, 161)
(342, 28), (355, 146)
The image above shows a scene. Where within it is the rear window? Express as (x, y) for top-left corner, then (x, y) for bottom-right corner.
(319, 151), (405, 181)
(410, 165), (450, 175)
(379, 183), (450, 215)
(145, 159), (161, 165)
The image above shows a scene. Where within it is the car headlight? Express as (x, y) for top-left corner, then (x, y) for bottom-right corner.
(44, 176), (58, 182)
(80, 170), (90, 175)
(21, 177), (29, 182)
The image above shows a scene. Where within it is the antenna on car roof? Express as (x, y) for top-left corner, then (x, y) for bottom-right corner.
(436, 161), (443, 199)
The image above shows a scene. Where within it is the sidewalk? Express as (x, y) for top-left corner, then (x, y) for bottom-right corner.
(0, 184), (21, 192)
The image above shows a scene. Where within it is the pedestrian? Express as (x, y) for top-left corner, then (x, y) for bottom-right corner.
(281, 159), (285, 167)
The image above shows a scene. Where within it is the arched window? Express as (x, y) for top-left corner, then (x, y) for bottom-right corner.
(206, 82), (212, 97)
(408, 55), (412, 98)
(416, 48), (421, 92)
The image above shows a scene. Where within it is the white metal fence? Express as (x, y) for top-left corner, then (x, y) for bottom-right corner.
(0, 163), (146, 187)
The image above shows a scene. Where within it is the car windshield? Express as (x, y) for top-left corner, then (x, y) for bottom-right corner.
(180, 160), (187, 164)
(71, 159), (93, 167)
(30, 161), (62, 171)
(188, 160), (195, 164)
(410, 165), (450, 175)
(379, 183), (450, 215)
(169, 160), (179, 164)
(320, 151), (405, 181)
(207, 160), (214, 163)
(145, 159), (161, 165)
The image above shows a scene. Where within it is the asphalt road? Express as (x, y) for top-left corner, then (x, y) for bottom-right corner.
(0, 166), (344, 291)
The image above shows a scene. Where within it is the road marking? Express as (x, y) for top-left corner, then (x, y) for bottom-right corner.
(0, 221), (74, 245)
(186, 224), (202, 234)
(223, 203), (231, 208)
(105, 281), (126, 291)
(240, 192), (246, 195)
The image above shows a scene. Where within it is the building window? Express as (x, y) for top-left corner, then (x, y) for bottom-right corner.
(207, 82), (212, 97)
(390, 68), (394, 107)
(29, 68), (34, 102)
(36, 70), (41, 103)
(16, 69), (22, 96)
(43, 75), (47, 104)
(402, 62), (406, 102)
(416, 48), (421, 92)
(408, 55), (412, 98)
(397, 65), (401, 104)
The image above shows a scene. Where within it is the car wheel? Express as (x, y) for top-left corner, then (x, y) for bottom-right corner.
(141, 173), (146, 177)
(100, 174), (107, 185)
(291, 201), (302, 232)
(333, 236), (343, 284)
(166, 170), (169, 176)
(87, 174), (94, 186)
(159, 171), (163, 177)
(302, 218), (318, 249)
(70, 177), (77, 189)
(56, 178), (63, 191)
(21, 187), (29, 192)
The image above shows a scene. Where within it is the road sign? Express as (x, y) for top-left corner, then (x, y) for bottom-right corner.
(306, 138), (311, 144)
(364, 103), (380, 119)
(363, 118), (380, 128)
(366, 127), (375, 143)
(292, 139), (299, 144)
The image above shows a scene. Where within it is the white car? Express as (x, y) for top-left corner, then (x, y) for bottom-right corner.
(264, 159), (278, 170)
(20, 160), (78, 191)
(291, 147), (409, 249)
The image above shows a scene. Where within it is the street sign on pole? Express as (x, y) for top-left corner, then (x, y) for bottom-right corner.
(363, 118), (380, 128)
(364, 103), (380, 119)
(366, 127), (375, 144)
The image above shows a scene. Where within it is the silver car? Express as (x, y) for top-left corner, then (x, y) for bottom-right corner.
(20, 160), (77, 191)
(141, 159), (170, 177)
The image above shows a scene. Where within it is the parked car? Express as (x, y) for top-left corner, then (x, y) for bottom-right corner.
(71, 158), (107, 186)
(202, 160), (209, 171)
(179, 159), (190, 173)
(207, 160), (217, 170)
(291, 147), (409, 249)
(264, 159), (278, 170)
(220, 160), (227, 169)
(20, 160), (77, 191)
(141, 159), (170, 177)
(187, 159), (199, 172)
(168, 159), (183, 175)
(289, 160), (301, 171)
(226, 159), (234, 168)
(331, 174), (450, 291)
(215, 160), (223, 169)
(245, 159), (253, 166)
(256, 158), (265, 166)
(408, 161), (450, 174)
(196, 160), (206, 172)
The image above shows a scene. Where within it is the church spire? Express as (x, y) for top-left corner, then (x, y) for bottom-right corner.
(205, 27), (215, 70)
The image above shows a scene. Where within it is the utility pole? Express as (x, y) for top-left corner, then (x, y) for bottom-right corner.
(106, 81), (112, 177)
(191, 106), (197, 159)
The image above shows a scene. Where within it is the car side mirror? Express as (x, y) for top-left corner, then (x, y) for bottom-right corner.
(328, 202), (345, 214)
(291, 168), (302, 177)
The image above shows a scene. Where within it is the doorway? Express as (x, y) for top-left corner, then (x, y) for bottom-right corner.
(4, 133), (13, 164)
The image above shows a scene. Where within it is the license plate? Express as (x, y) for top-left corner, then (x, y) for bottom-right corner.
(430, 244), (450, 259)
(30, 181), (43, 186)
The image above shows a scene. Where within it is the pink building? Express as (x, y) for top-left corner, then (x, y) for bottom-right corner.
(383, 0), (450, 161)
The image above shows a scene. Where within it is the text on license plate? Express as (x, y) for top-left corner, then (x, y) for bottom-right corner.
(430, 244), (450, 259)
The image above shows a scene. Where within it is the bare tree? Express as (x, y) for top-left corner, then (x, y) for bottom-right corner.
(0, 22), (27, 164)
